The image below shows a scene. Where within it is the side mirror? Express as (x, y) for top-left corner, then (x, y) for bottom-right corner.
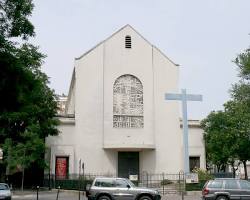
(127, 185), (131, 189)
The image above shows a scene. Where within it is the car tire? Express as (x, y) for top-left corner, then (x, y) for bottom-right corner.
(98, 195), (111, 200)
(216, 196), (228, 200)
(139, 195), (152, 200)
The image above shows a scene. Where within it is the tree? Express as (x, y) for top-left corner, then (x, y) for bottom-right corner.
(230, 45), (250, 179)
(201, 111), (239, 175)
(202, 44), (250, 179)
(235, 47), (250, 80)
(0, 0), (59, 186)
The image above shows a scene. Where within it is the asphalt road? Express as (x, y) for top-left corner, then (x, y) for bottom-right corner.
(12, 190), (202, 200)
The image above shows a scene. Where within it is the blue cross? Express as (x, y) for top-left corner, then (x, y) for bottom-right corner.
(165, 89), (202, 173)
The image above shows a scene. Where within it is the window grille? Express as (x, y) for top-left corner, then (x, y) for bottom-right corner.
(113, 74), (143, 128)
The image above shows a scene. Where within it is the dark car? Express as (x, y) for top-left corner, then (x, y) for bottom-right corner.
(0, 183), (11, 200)
(202, 178), (250, 200)
(86, 177), (161, 200)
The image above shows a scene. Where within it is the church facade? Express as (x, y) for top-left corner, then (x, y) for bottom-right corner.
(46, 25), (205, 178)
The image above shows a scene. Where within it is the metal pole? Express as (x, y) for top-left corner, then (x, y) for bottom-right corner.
(79, 159), (81, 200)
(56, 186), (60, 200)
(82, 162), (85, 197)
(162, 173), (164, 195)
(36, 186), (39, 200)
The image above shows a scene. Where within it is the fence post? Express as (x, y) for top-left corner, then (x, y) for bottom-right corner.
(179, 170), (185, 200)
(36, 186), (39, 200)
(56, 186), (60, 200)
(162, 173), (164, 195)
(78, 159), (82, 200)
(146, 172), (148, 188)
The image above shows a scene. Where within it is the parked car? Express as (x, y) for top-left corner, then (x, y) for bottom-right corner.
(202, 178), (250, 200)
(86, 177), (161, 200)
(0, 183), (11, 200)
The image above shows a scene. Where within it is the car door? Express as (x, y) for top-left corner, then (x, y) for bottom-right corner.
(114, 179), (135, 200)
(224, 179), (241, 200)
(239, 180), (250, 200)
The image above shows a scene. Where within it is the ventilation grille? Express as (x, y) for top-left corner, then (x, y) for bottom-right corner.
(125, 35), (131, 48)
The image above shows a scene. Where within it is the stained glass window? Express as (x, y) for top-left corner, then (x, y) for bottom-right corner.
(113, 75), (143, 128)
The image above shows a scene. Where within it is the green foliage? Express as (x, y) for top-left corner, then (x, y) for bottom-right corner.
(186, 180), (207, 191)
(0, 0), (59, 177)
(201, 111), (236, 172)
(192, 168), (213, 181)
(202, 42), (250, 179)
(0, 0), (35, 39)
(161, 179), (172, 185)
(234, 48), (250, 80)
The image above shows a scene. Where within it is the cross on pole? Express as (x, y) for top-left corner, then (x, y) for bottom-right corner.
(165, 89), (202, 173)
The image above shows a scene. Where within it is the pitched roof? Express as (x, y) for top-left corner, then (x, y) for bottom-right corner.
(75, 24), (178, 66)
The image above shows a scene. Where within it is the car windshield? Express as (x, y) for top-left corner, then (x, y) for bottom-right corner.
(125, 179), (135, 187)
(0, 184), (8, 190)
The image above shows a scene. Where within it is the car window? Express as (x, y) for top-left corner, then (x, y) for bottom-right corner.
(0, 184), (8, 190)
(208, 180), (223, 189)
(115, 179), (128, 188)
(239, 180), (250, 190)
(94, 179), (114, 187)
(225, 180), (239, 189)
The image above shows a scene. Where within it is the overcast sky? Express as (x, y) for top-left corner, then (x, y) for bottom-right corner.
(30, 0), (250, 120)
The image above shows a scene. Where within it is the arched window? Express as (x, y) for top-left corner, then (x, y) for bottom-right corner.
(113, 74), (143, 128)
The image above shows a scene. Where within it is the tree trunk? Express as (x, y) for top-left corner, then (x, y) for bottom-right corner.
(232, 166), (236, 178)
(243, 160), (248, 180)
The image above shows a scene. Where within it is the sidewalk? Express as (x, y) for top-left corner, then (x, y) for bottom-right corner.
(12, 190), (202, 200)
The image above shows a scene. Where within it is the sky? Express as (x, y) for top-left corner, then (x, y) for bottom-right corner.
(30, 0), (250, 120)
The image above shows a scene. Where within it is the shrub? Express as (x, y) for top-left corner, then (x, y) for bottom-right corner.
(192, 168), (214, 181)
(161, 179), (172, 185)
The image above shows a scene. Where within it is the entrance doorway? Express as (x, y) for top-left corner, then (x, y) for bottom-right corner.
(118, 152), (139, 178)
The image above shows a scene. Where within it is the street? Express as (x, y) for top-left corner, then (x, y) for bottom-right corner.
(12, 190), (202, 200)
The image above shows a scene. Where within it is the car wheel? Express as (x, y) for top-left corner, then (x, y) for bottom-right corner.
(98, 195), (111, 200)
(139, 195), (152, 200)
(216, 196), (228, 200)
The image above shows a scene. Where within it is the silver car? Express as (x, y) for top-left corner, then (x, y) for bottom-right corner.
(0, 183), (11, 200)
(86, 177), (161, 200)
(202, 178), (250, 200)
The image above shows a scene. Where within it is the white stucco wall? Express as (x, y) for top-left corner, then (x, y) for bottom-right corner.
(103, 26), (155, 149)
(46, 119), (76, 174)
(187, 125), (206, 170)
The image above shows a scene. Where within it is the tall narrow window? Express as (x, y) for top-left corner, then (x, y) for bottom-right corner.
(189, 156), (200, 172)
(113, 75), (143, 128)
(125, 35), (131, 48)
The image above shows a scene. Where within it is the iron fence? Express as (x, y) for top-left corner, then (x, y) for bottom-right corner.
(43, 172), (185, 195)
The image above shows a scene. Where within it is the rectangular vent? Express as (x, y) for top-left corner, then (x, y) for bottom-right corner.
(125, 36), (131, 48)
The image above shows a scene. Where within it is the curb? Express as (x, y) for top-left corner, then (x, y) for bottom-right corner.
(186, 191), (201, 195)
(52, 188), (86, 195)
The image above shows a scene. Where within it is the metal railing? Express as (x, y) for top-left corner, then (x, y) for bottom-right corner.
(43, 171), (186, 195)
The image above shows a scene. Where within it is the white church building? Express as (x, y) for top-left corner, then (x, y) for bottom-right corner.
(46, 25), (205, 179)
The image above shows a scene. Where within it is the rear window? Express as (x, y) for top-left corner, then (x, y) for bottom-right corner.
(208, 180), (223, 189)
(94, 179), (114, 187)
(239, 180), (250, 190)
